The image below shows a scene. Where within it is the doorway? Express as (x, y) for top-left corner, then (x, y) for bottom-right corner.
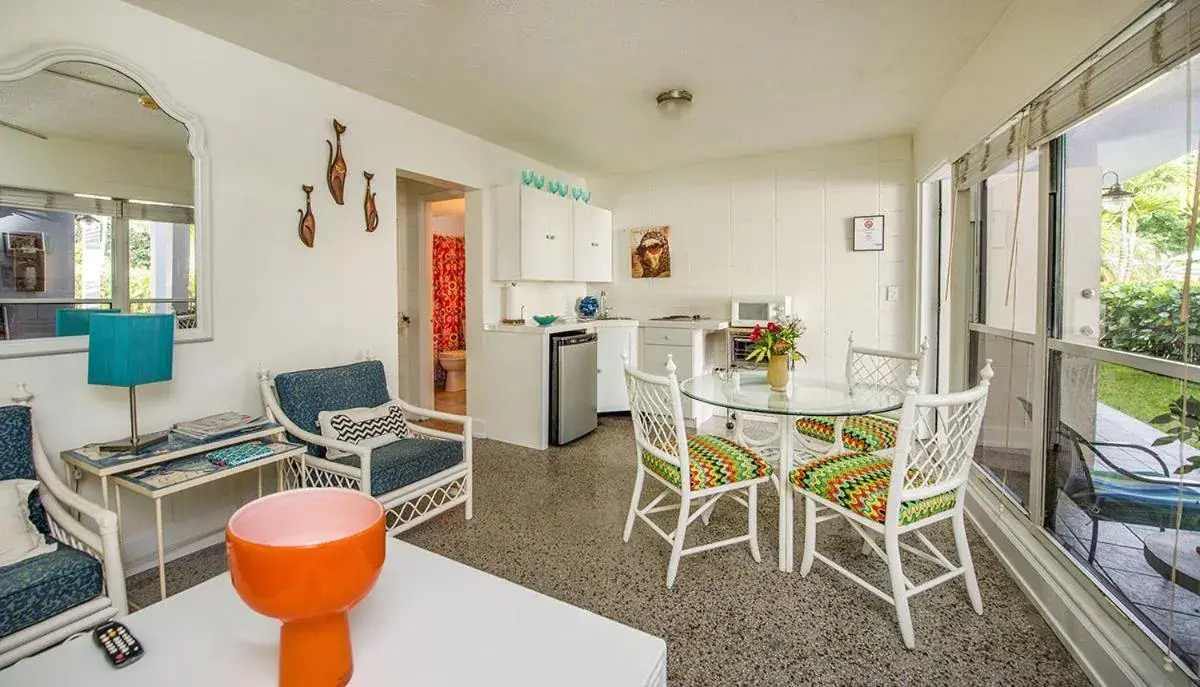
(394, 172), (468, 414)
(426, 195), (466, 416)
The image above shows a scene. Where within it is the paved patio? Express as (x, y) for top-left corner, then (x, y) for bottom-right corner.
(1052, 403), (1200, 671)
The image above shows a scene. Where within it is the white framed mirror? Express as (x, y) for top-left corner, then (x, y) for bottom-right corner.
(0, 50), (209, 358)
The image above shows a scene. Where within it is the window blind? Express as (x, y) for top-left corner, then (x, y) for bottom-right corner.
(0, 186), (120, 217)
(0, 186), (193, 224)
(954, 0), (1199, 190)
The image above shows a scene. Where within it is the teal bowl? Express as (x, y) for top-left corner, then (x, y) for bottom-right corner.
(532, 315), (559, 326)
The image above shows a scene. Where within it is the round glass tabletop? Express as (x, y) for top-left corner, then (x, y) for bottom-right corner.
(678, 371), (904, 417)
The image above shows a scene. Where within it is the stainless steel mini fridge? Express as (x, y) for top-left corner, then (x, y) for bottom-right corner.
(549, 330), (598, 445)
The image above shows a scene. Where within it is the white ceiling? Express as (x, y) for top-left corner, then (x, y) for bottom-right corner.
(125, 0), (1011, 174)
(0, 60), (190, 153)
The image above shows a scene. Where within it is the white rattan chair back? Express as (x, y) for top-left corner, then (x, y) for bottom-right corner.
(623, 352), (690, 489)
(845, 332), (929, 392)
(892, 362), (993, 506)
(888, 359), (994, 513)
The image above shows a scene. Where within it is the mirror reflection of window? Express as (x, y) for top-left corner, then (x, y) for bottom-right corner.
(0, 61), (195, 343)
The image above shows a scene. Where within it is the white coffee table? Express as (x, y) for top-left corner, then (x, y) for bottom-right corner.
(0, 539), (668, 686)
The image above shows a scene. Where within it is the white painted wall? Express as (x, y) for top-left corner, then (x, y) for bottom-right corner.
(431, 213), (464, 237)
(913, 0), (1149, 177)
(1, 0), (579, 569)
(589, 136), (916, 378)
(0, 126), (192, 205)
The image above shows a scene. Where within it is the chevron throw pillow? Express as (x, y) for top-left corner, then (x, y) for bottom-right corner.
(317, 402), (412, 458)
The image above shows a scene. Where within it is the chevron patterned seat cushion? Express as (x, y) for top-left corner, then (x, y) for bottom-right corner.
(0, 545), (102, 636)
(642, 435), (771, 491)
(790, 452), (955, 526)
(273, 361), (392, 458)
(794, 414), (898, 453)
(333, 439), (462, 496)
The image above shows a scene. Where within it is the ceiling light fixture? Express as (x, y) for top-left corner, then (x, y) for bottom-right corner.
(656, 89), (693, 119)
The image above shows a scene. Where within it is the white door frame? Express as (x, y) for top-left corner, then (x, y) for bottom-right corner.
(917, 164), (952, 393)
(417, 190), (465, 410)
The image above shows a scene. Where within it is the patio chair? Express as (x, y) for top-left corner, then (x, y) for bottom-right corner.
(792, 360), (992, 649)
(622, 354), (773, 588)
(1057, 422), (1200, 563)
(258, 359), (472, 534)
(0, 387), (127, 668)
(794, 332), (928, 454)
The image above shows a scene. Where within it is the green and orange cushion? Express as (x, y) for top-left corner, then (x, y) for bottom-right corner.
(789, 452), (955, 526)
(794, 415), (898, 453)
(642, 435), (772, 491)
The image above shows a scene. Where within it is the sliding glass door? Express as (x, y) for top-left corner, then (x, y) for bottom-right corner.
(1040, 52), (1200, 672)
(969, 151), (1041, 511)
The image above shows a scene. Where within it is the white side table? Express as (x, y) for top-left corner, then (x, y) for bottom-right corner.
(112, 439), (304, 601)
(60, 424), (290, 509)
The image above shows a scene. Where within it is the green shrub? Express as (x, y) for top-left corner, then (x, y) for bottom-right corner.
(1099, 279), (1200, 363)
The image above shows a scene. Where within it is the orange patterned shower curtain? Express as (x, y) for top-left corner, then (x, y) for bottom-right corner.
(433, 234), (465, 389)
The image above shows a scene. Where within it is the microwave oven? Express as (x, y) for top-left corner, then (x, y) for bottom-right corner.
(730, 296), (791, 326)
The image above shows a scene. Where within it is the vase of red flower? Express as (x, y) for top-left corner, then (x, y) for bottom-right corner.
(746, 318), (807, 391)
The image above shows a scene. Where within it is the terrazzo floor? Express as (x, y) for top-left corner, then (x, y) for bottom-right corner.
(128, 415), (1089, 686)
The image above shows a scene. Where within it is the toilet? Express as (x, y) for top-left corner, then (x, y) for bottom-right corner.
(439, 350), (467, 392)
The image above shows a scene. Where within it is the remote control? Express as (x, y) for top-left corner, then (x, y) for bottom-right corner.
(92, 621), (144, 668)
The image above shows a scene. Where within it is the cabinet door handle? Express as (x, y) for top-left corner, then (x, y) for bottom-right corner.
(591, 241), (599, 247)
(545, 234), (552, 240)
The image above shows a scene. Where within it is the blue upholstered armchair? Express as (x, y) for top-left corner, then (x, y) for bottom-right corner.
(258, 359), (472, 534)
(0, 391), (126, 668)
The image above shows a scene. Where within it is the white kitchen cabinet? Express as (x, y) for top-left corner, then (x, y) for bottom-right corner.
(596, 324), (638, 412)
(572, 203), (613, 283)
(640, 326), (719, 428)
(494, 185), (574, 281)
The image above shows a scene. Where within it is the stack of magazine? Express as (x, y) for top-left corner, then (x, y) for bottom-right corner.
(172, 413), (271, 441)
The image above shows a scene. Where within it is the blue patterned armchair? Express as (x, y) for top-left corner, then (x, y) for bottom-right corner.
(258, 359), (472, 535)
(0, 392), (126, 668)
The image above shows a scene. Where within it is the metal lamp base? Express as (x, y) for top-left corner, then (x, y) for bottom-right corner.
(99, 385), (168, 454)
(100, 431), (169, 454)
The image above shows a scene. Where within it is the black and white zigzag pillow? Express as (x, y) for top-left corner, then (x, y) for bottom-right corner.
(317, 403), (411, 457)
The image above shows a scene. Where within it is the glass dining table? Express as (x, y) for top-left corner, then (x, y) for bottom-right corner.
(679, 370), (905, 572)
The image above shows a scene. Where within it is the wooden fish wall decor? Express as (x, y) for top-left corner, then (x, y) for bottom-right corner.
(298, 184), (316, 247)
(326, 118), (347, 205)
(363, 171), (379, 232)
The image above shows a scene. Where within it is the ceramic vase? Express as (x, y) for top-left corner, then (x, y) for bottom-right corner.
(227, 488), (386, 687)
(767, 354), (790, 391)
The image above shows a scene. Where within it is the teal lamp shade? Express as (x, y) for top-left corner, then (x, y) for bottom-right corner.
(88, 314), (175, 387)
(56, 308), (119, 337)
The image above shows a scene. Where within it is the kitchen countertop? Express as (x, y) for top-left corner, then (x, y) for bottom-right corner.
(483, 319), (640, 335)
(640, 319), (729, 331)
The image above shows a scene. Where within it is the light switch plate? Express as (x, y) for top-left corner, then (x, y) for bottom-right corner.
(886, 286), (899, 302)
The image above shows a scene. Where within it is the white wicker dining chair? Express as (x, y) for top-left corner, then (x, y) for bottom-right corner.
(791, 359), (993, 648)
(794, 332), (928, 454)
(622, 353), (773, 588)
